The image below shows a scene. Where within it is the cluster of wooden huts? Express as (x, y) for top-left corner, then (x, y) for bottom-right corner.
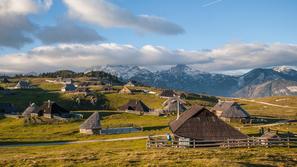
(22, 100), (71, 119)
(2, 76), (294, 145)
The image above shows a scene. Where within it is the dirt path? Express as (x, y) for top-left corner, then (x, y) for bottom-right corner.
(0, 135), (166, 148)
(236, 98), (297, 109)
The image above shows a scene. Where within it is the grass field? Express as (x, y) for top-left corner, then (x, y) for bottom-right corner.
(233, 98), (297, 119)
(1, 78), (297, 166)
(0, 112), (172, 144)
(0, 140), (297, 166)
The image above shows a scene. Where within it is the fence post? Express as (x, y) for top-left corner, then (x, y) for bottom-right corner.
(147, 137), (150, 149)
(247, 138), (250, 148)
(287, 137), (290, 148)
(193, 139), (196, 148)
(227, 139), (230, 149)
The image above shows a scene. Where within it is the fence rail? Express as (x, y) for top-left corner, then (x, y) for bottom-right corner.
(146, 137), (297, 149)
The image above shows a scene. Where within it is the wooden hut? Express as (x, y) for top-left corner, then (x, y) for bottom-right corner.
(61, 83), (76, 92)
(40, 100), (70, 118)
(162, 96), (187, 114)
(14, 80), (31, 89)
(0, 103), (17, 114)
(124, 81), (135, 87)
(119, 100), (150, 113)
(211, 101), (250, 123)
(119, 86), (132, 94)
(56, 77), (73, 84)
(22, 103), (42, 117)
(169, 105), (247, 144)
(0, 77), (10, 83)
(159, 90), (177, 98)
(80, 112), (101, 134)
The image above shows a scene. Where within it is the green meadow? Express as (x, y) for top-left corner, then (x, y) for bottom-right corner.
(0, 78), (297, 166)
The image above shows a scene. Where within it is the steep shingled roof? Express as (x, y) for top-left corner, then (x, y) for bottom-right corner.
(15, 80), (30, 88)
(162, 96), (187, 112)
(212, 101), (250, 118)
(41, 101), (70, 118)
(119, 100), (150, 112)
(169, 105), (247, 140)
(22, 103), (41, 117)
(80, 112), (101, 130)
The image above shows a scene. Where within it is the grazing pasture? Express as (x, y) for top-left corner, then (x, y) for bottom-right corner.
(1, 78), (297, 166)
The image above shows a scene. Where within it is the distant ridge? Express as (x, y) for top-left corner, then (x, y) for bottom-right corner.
(87, 64), (297, 97)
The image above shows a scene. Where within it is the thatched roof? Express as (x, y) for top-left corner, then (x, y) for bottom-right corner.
(22, 103), (41, 117)
(212, 101), (250, 118)
(80, 112), (101, 130)
(159, 90), (177, 98)
(41, 100), (70, 118)
(0, 103), (17, 114)
(169, 105), (247, 140)
(162, 96), (187, 112)
(119, 100), (150, 112)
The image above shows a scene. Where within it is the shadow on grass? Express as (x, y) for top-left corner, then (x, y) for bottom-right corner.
(0, 88), (110, 113)
(250, 116), (286, 124)
(238, 162), (275, 167)
(143, 125), (168, 131)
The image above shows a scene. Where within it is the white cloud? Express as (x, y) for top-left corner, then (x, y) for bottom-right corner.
(0, 42), (297, 73)
(202, 43), (297, 71)
(36, 20), (105, 44)
(0, 0), (53, 48)
(0, 0), (38, 15)
(62, 0), (184, 35)
(0, 0), (52, 16)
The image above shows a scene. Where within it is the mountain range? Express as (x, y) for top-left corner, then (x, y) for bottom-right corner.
(86, 65), (297, 97)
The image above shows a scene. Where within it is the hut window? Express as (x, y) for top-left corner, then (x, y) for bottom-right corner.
(196, 117), (201, 121)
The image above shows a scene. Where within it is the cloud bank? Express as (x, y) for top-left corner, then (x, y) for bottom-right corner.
(0, 0), (52, 48)
(1, 43), (297, 73)
(63, 0), (185, 35)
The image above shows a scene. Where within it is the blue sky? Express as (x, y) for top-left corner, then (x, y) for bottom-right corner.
(31, 0), (297, 49)
(0, 0), (297, 73)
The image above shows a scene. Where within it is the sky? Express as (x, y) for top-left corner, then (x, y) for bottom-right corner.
(0, 0), (297, 74)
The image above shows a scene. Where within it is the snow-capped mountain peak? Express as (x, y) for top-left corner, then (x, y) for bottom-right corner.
(273, 66), (294, 73)
(85, 65), (152, 79)
(168, 64), (207, 76)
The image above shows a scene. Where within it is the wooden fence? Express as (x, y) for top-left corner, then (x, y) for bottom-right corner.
(146, 137), (297, 149)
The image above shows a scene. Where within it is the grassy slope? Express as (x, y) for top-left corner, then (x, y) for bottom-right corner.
(0, 112), (173, 143)
(1, 78), (297, 166)
(233, 98), (297, 119)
